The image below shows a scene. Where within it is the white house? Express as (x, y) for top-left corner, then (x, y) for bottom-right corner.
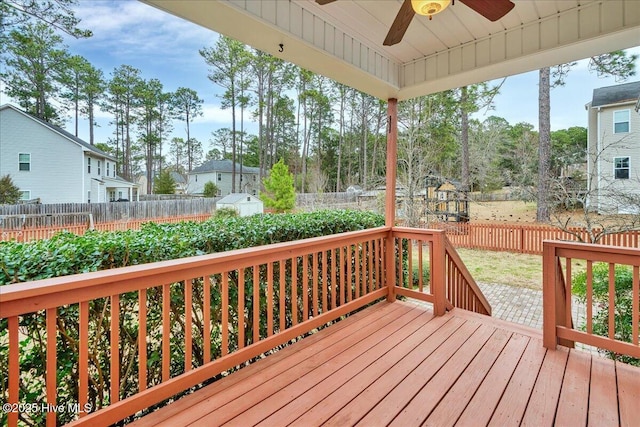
(586, 81), (640, 214)
(0, 104), (138, 204)
(188, 159), (261, 196)
(216, 193), (263, 217)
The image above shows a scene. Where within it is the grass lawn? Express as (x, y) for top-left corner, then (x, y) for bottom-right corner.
(455, 248), (587, 290)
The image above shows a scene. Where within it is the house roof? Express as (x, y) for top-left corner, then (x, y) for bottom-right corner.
(143, 0), (640, 101)
(217, 193), (262, 204)
(0, 104), (116, 161)
(591, 81), (640, 108)
(191, 159), (261, 174)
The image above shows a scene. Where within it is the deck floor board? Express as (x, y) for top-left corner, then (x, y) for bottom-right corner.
(129, 300), (640, 427)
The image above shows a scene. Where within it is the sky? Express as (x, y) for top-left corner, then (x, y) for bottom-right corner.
(4, 0), (640, 150)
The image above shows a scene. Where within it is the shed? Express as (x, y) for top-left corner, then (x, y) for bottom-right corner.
(216, 193), (263, 217)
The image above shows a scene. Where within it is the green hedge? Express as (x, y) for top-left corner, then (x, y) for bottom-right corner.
(0, 210), (384, 425)
(1, 209), (384, 285)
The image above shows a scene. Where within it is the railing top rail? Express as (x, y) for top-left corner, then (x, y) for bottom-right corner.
(543, 239), (640, 258)
(392, 226), (444, 236)
(0, 226), (391, 317)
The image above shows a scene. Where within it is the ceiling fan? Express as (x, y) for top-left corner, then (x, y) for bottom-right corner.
(315, 0), (515, 46)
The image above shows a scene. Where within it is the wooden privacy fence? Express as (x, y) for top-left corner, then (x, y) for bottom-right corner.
(429, 222), (640, 254)
(0, 199), (218, 227)
(1, 214), (211, 242)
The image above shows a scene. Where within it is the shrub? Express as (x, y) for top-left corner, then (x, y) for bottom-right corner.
(572, 263), (638, 366)
(213, 206), (238, 218)
(203, 181), (219, 197)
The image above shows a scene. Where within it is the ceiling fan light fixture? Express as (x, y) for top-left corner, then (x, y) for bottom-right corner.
(411, 0), (451, 19)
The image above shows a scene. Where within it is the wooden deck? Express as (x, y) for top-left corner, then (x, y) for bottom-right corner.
(131, 300), (640, 427)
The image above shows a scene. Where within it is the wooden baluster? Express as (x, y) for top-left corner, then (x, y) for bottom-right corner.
(162, 284), (170, 382)
(608, 263), (615, 340)
(633, 265), (639, 346)
(303, 256), (309, 320)
(267, 263), (274, 336)
(236, 270), (244, 350)
(185, 279), (193, 369)
(222, 273), (229, 354)
(280, 260), (286, 331)
(368, 240), (373, 294)
(418, 240), (424, 293)
(586, 261), (593, 335)
(253, 265), (260, 344)
(312, 252), (319, 315)
(8, 316), (19, 427)
(321, 251), (327, 312)
(331, 249), (337, 305)
(110, 296), (119, 404)
(79, 301), (90, 413)
(354, 245), (360, 298)
(292, 258), (298, 326)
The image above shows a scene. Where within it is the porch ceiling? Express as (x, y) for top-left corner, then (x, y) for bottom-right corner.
(142, 0), (640, 101)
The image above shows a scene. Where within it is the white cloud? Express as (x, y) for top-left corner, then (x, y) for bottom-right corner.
(68, 0), (217, 64)
(194, 104), (259, 125)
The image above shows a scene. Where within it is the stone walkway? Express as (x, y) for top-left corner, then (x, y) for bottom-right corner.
(476, 281), (586, 331)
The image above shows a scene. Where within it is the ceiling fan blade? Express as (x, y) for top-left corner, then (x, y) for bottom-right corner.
(383, 0), (415, 46)
(315, 0), (337, 5)
(459, 0), (515, 22)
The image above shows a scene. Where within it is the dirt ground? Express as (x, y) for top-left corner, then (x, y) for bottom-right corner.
(469, 200), (539, 223)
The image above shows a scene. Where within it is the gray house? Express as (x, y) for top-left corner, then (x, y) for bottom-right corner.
(188, 159), (261, 196)
(0, 104), (137, 203)
(586, 81), (640, 213)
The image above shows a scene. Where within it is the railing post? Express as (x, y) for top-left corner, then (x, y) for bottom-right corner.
(431, 231), (447, 316)
(386, 229), (396, 302)
(542, 242), (557, 349)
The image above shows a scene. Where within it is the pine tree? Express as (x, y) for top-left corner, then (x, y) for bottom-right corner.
(0, 175), (21, 204)
(261, 159), (295, 213)
(154, 170), (176, 194)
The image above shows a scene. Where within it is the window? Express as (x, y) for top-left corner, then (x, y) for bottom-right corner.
(253, 175), (256, 182)
(87, 191), (91, 203)
(118, 191), (123, 199)
(19, 153), (30, 171)
(109, 190), (116, 201)
(98, 161), (101, 175)
(195, 175), (198, 182)
(614, 156), (630, 179)
(614, 110), (630, 133)
(19, 190), (30, 200)
(87, 157), (91, 174)
(107, 162), (110, 176)
(217, 173), (222, 181)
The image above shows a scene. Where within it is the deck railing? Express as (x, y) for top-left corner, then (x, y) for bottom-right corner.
(543, 240), (640, 361)
(0, 226), (487, 426)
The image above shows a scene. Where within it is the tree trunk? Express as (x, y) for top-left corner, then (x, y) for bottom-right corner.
(460, 86), (470, 192)
(537, 67), (551, 222)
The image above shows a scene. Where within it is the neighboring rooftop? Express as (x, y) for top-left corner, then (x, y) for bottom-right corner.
(191, 159), (261, 174)
(591, 81), (640, 108)
(217, 193), (261, 204)
(0, 104), (115, 161)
